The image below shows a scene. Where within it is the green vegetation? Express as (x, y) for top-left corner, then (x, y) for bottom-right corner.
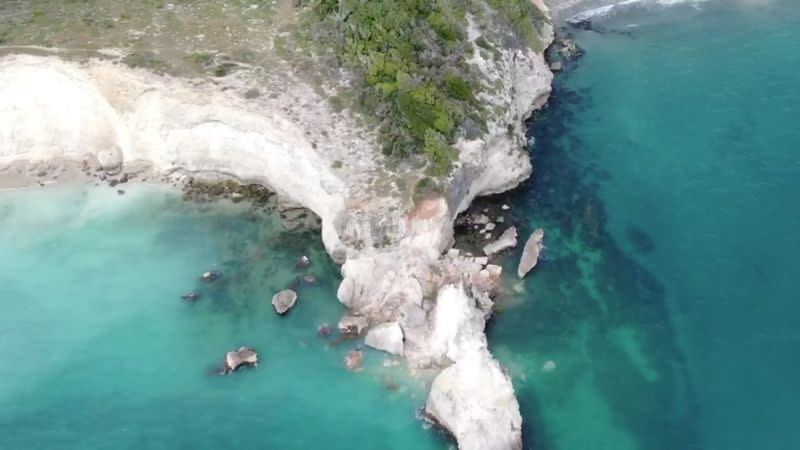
(306, 0), (548, 177)
(307, 0), (476, 176)
(487, 0), (549, 52)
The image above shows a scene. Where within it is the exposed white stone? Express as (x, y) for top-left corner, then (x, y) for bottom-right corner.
(483, 226), (518, 256)
(518, 228), (545, 278)
(271, 289), (297, 315)
(485, 222), (496, 231)
(364, 321), (404, 356)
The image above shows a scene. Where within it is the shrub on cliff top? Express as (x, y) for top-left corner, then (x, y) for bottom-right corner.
(307, 0), (547, 176)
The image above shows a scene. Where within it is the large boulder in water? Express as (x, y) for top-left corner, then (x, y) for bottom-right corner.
(517, 228), (544, 279)
(425, 350), (522, 450)
(224, 347), (258, 374)
(272, 289), (298, 314)
(364, 321), (404, 356)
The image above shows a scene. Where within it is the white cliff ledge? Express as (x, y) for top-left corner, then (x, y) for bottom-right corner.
(0, 5), (553, 448)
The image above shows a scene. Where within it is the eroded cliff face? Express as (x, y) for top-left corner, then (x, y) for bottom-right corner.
(0, 1), (553, 448)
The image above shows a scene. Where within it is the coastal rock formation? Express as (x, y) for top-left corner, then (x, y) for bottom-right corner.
(338, 315), (369, 336)
(0, 1), (555, 447)
(518, 228), (545, 279)
(364, 322), (404, 356)
(423, 284), (522, 450)
(224, 347), (258, 374)
(483, 226), (519, 256)
(272, 289), (298, 315)
(426, 351), (522, 450)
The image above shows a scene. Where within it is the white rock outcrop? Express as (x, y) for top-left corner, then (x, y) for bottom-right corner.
(483, 226), (519, 256)
(427, 351), (522, 450)
(364, 322), (404, 356)
(518, 228), (546, 279)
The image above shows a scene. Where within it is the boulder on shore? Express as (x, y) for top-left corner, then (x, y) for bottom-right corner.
(224, 347), (258, 374)
(483, 226), (518, 256)
(338, 314), (369, 336)
(272, 289), (298, 314)
(364, 322), (404, 356)
(517, 228), (544, 278)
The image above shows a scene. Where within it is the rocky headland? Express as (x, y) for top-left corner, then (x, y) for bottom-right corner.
(0, 1), (555, 448)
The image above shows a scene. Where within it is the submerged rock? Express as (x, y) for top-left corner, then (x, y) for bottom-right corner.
(345, 349), (363, 371)
(364, 322), (404, 356)
(483, 226), (518, 256)
(301, 274), (318, 285)
(223, 347), (258, 374)
(201, 270), (221, 282)
(180, 291), (200, 302)
(272, 289), (298, 314)
(295, 255), (311, 269)
(517, 229), (545, 279)
(317, 323), (332, 338)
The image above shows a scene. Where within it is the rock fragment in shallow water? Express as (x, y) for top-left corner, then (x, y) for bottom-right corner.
(345, 349), (363, 371)
(272, 289), (298, 314)
(338, 314), (369, 336)
(517, 228), (545, 279)
(364, 321), (404, 356)
(201, 270), (220, 282)
(483, 226), (518, 256)
(295, 255), (311, 269)
(223, 347), (258, 374)
(180, 291), (200, 302)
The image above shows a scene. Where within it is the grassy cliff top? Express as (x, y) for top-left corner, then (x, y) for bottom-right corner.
(294, 0), (550, 176)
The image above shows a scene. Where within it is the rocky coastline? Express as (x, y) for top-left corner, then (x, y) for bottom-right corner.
(0, 2), (557, 448)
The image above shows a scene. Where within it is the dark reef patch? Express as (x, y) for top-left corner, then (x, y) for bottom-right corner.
(461, 69), (700, 450)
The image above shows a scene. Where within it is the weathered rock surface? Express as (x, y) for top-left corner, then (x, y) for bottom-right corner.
(426, 351), (522, 450)
(518, 228), (545, 279)
(338, 315), (369, 336)
(483, 226), (518, 256)
(271, 289), (298, 315)
(423, 284), (522, 450)
(364, 322), (404, 356)
(224, 347), (258, 374)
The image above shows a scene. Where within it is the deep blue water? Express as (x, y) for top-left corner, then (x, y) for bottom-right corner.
(488, 1), (800, 449)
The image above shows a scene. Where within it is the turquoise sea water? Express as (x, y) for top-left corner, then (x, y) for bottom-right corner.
(2, 1), (799, 449)
(0, 186), (445, 450)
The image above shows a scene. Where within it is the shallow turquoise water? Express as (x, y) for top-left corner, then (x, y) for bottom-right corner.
(0, 185), (445, 450)
(489, 1), (800, 450)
